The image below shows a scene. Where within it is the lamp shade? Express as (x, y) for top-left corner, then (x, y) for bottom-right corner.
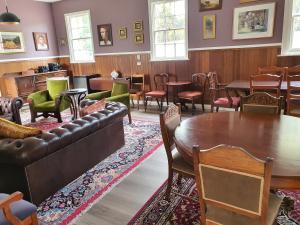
(0, 11), (20, 24)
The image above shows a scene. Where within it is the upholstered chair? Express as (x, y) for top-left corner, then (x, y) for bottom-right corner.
(0, 97), (23, 125)
(160, 103), (194, 201)
(241, 92), (283, 115)
(0, 192), (39, 225)
(28, 78), (70, 123)
(193, 144), (283, 225)
(85, 80), (132, 123)
(129, 74), (145, 110)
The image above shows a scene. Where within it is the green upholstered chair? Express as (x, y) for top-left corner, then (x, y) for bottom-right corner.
(28, 78), (70, 123)
(85, 80), (132, 123)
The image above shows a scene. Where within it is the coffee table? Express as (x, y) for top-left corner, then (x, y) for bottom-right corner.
(62, 88), (87, 120)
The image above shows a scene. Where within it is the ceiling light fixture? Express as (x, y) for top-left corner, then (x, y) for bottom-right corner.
(0, 0), (20, 25)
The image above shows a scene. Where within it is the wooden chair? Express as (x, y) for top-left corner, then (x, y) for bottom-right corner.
(177, 73), (207, 114)
(160, 103), (194, 201)
(0, 192), (39, 225)
(193, 144), (283, 225)
(287, 65), (300, 76)
(129, 74), (145, 110)
(144, 73), (169, 112)
(258, 66), (287, 80)
(250, 74), (283, 98)
(287, 75), (300, 117)
(208, 72), (240, 112)
(241, 92), (283, 115)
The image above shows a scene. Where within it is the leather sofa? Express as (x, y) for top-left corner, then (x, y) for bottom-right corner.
(0, 97), (23, 124)
(0, 102), (127, 205)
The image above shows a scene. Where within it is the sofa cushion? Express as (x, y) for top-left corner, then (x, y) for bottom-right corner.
(34, 101), (55, 111)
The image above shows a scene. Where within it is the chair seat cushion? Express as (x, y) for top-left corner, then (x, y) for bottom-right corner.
(214, 97), (240, 106)
(178, 91), (203, 99)
(0, 193), (37, 225)
(172, 151), (194, 176)
(145, 91), (166, 97)
(35, 101), (56, 111)
(206, 193), (282, 225)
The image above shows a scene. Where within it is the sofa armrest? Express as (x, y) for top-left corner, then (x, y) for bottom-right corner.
(0, 97), (23, 114)
(107, 93), (130, 107)
(86, 91), (112, 101)
(27, 90), (50, 106)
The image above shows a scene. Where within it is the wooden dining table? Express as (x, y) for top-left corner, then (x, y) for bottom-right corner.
(174, 111), (300, 189)
(166, 81), (191, 103)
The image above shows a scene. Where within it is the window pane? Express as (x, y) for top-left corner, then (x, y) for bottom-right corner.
(175, 29), (184, 42)
(72, 27), (91, 39)
(292, 16), (300, 48)
(176, 43), (185, 57)
(155, 31), (165, 43)
(155, 44), (165, 58)
(173, 15), (185, 29)
(165, 16), (174, 29)
(154, 17), (165, 31)
(175, 1), (185, 15)
(164, 2), (175, 16)
(294, 0), (300, 15)
(154, 3), (164, 17)
(166, 44), (175, 57)
(166, 30), (175, 43)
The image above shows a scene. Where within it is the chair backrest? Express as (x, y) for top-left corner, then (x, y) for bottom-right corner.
(193, 145), (273, 225)
(250, 74), (283, 98)
(111, 80), (129, 96)
(241, 92), (282, 115)
(159, 103), (181, 157)
(287, 65), (300, 76)
(130, 74), (145, 92)
(191, 73), (207, 93)
(287, 75), (300, 116)
(154, 73), (169, 91)
(47, 78), (69, 100)
(258, 66), (287, 80)
(207, 72), (218, 90)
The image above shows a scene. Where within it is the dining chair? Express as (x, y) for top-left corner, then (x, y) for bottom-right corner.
(144, 73), (169, 112)
(160, 103), (194, 201)
(208, 72), (240, 112)
(287, 65), (300, 76)
(241, 92), (283, 115)
(258, 66), (287, 80)
(193, 144), (283, 225)
(287, 75), (300, 117)
(0, 192), (39, 225)
(250, 74), (283, 98)
(129, 74), (145, 110)
(177, 73), (207, 114)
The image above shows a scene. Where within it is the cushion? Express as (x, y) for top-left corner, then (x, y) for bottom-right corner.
(145, 91), (166, 97)
(34, 101), (56, 111)
(178, 91), (202, 99)
(111, 82), (129, 97)
(0, 118), (42, 139)
(80, 99), (106, 117)
(47, 79), (69, 100)
(214, 97), (240, 106)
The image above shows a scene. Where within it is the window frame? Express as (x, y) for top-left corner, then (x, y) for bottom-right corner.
(281, 0), (300, 56)
(148, 0), (189, 62)
(65, 10), (95, 64)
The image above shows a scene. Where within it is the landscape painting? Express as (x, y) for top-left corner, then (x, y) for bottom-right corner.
(0, 32), (25, 54)
(199, 0), (222, 11)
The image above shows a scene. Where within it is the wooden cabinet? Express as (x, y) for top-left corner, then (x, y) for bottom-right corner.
(1, 70), (68, 99)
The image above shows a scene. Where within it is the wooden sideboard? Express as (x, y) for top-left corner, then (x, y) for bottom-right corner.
(1, 70), (69, 99)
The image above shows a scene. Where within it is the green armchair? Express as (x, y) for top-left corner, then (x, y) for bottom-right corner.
(28, 78), (70, 123)
(85, 81), (132, 123)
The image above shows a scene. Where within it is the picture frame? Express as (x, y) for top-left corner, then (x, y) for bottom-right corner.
(199, 0), (222, 12)
(134, 33), (144, 44)
(119, 27), (127, 40)
(33, 32), (49, 51)
(203, 14), (216, 39)
(240, 0), (257, 3)
(233, 2), (276, 40)
(134, 21), (143, 32)
(97, 24), (113, 46)
(0, 31), (25, 54)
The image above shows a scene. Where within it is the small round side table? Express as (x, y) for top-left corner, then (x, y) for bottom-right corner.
(62, 88), (87, 120)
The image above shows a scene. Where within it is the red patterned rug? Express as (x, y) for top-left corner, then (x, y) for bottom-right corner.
(128, 175), (300, 225)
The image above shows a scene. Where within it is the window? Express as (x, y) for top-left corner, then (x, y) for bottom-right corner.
(65, 10), (95, 63)
(281, 0), (300, 56)
(148, 0), (188, 61)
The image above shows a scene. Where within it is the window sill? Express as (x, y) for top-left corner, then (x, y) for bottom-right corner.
(150, 57), (190, 62)
(70, 60), (96, 64)
(277, 53), (300, 57)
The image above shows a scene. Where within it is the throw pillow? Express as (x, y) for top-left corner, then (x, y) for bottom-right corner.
(0, 118), (42, 139)
(80, 99), (107, 117)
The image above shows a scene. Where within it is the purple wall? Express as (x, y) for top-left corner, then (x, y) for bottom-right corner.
(0, 0), (58, 60)
(52, 0), (284, 56)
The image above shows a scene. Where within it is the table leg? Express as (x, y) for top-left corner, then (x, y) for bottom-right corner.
(65, 95), (77, 120)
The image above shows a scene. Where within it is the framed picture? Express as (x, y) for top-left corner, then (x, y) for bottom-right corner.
(199, 0), (222, 12)
(119, 27), (127, 40)
(0, 31), (25, 54)
(134, 33), (144, 44)
(240, 0), (257, 3)
(97, 24), (113, 46)
(33, 32), (49, 51)
(134, 21), (143, 32)
(203, 15), (216, 39)
(233, 3), (276, 40)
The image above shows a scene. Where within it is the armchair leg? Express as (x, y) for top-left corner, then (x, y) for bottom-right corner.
(137, 96), (140, 110)
(128, 108), (132, 124)
(211, 105), (214, 113)
(31, 213), (39, 225)
(160, 98), (163, 111)
(131, 97), (135, 108)
(56, 111), (63, 123)
(144, 97), (148, 112)
(30, 112), (37, 123)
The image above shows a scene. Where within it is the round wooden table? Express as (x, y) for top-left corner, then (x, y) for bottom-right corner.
(174, 112), (300, 189)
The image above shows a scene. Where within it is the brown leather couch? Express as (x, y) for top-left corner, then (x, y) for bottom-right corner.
(0, 97), (23, 124)
(0, 102), (127, 204)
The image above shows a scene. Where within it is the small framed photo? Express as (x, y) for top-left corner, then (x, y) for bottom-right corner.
(199, 0), (222, 12)
(240, 0), (257, 3)
(33, 32), (49, 51)
(233, 2), (276, 40)
(98, 24), (113, 46)
(134, 33), (144, 44)
(203, 15), (216, 39)
(134, 21), (143, 32)
(119, 27), (127, 40)
(0, 31), (25, 54)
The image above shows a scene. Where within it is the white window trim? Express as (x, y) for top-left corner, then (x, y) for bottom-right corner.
(281, 0), (300, 56)
(148, 0), (189, 62)
(65, 10), (95, 64)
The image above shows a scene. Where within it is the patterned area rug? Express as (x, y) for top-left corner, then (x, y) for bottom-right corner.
(21, 110), (162, 225)
(128, 175), (300, 225)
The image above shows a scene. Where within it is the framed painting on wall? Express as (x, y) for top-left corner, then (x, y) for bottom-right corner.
(203, 14), (216, 39)
(134, 21), (143, 32)
(134, 33), (144, 44)
(33, 32), (49, 51)
(199, 0), (222, 12)
(240, 0), (257, 3)
(233, 2), (276, 40)
(97, 24), (113, 46)
(0, 31), (25, 54)
(119, 27), (127, 39)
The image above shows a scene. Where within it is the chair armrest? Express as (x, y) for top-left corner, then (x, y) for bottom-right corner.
(217, 83), (229, 87)
(28, 90), (49, 106)
(0, 97), (23, 114)
(107, 93), (130, 107)
(86, 91), (112, 101)
(0, 192), (24, 224)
